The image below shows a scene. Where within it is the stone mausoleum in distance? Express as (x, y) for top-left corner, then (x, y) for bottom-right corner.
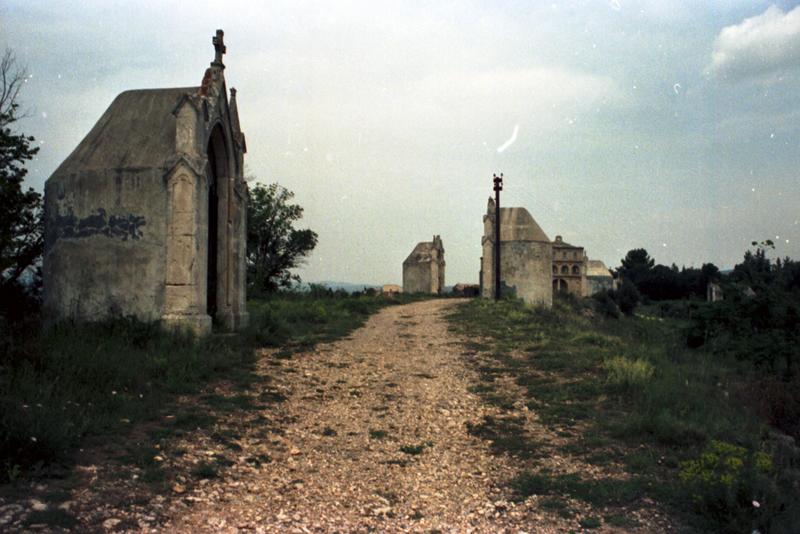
(43, 30), (248, 334)
(403, 236), (445, 294)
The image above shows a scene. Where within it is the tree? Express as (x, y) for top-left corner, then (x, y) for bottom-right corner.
(0, 48), (41, 293)
(246, 182), (317, 293)
(618, 248), (654, 286)
(732, 241), (774, 287)
(614, 279), (641, 316)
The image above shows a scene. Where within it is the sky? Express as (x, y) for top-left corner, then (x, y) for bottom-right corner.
(3, 0), (800, 285)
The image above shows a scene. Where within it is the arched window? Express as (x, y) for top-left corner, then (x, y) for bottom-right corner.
(572, 265), (580, 275)
(561, 265), (568, 274)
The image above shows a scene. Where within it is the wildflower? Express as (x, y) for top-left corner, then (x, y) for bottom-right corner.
(111, 390), (117, 395)
(752, 500), (760, 508)
(30, 437), (37, 442)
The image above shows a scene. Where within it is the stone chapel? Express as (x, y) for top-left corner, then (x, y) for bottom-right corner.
(43, 30), (248, 334)
(403, 236), (445, 294)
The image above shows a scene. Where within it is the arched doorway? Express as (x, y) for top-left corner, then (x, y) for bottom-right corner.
(553, 279), (568, 292)
(206, 125), (228, 318)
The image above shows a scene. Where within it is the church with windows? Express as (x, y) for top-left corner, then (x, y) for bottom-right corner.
(479, 198), (615, 305)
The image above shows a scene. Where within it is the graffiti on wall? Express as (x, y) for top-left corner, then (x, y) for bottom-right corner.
(54, 208), (146, 241)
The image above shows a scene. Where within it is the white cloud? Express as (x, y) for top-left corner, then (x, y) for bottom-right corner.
(710, 5), (800, 80)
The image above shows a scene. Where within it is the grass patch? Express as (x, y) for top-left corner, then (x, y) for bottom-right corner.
(579, 516), (602, 529)
(1, 292), (412, 479)
(604, 513), (639, 528)
(400, 442), (431, 455)
(539, 497), (573, 518)
(369, 429), (390, 440)
(448, 295), (800, 531)
(510, 471), (643, 506)
(603, 356), (654, 391)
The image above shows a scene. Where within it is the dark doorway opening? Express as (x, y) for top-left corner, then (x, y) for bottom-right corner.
(553, 278), (568, 292)
(207, 127), (227, 318)
(207, 150), (219, 317)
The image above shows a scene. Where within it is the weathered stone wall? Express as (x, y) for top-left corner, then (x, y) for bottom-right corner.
(403, 262), (433, 294)
(44, 168), (168, 322)
(481, 239), (553, 306)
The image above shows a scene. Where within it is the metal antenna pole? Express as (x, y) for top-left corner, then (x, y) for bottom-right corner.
(493, 173), (503, 300)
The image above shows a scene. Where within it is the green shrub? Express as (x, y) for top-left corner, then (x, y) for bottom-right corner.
(0, 319), (256, 474)
(592, 290), (621, 319)
(679, 440), (777, 532)
(614, 280), (641, 316)
(1, 292), (399, 478)
(603, 356), (654, 391)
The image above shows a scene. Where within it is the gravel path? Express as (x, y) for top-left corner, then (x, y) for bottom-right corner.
(165, 298), (535, 533)
(1, 298), (674, 532)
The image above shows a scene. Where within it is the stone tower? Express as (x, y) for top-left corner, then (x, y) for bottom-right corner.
(479, 198), (553, 306)
(402, 235), (445, 294)
(43, 30), (249, 334)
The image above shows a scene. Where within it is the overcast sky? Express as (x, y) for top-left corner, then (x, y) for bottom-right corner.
(3, 0), (800, 285)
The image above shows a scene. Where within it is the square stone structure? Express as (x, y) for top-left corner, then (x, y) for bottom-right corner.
(43, 30), (248, 334)
(480, 199), (553, 307)
(402, 236), (445, 294)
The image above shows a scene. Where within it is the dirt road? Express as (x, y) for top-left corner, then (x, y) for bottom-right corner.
(165, 298), (538, 532)
(3, 299), (672, 532)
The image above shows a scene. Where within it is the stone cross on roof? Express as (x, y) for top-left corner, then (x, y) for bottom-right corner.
(212, 29), (226, 67)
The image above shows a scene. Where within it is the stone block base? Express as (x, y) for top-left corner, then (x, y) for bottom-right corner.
(161, 313), (212, 336)
(216, 311), (250, 332)
(235, 312), (249, 330)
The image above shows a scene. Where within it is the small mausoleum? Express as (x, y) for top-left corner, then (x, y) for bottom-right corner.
(402, 236), (445, 294)
(43, 30), (248, 334)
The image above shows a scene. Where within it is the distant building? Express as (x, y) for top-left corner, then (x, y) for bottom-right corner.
(452, 283), (480, 297)
(381, 284), (402, 296)
(402, 235), (445, 294)
(479, 198), (614, 304)
(586, 260), (615, 295)
(552, 235), (587, 297)
(480, 199), (553, 306)
(706, 282), (723, 302)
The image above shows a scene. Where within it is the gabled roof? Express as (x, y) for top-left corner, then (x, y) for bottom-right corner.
(404, 242), (437, 264)
(498, 207), (550, 242)
(52, 87), (199, 175)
